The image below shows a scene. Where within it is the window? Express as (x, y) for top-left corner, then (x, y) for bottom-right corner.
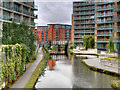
(61, 25), (65, 29)
(54, 25), (59, 28)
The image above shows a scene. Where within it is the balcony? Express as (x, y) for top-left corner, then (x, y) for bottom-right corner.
(22, 10), (30, 15)
(74, 26), (95, 29)
(73, 12), (95, 15)
(74, 40), (83, 43)
(13, 18), (20, 23)
(96, 6), (113, 11)
(13, 7), (22, 13)
(96, 26), (113, 30)
(74, 21), (95, 25)
(74, 36), (83, 38)
(2, 15), (13, 21)
(95, 2), (113, 5)
(96, 19), (113, 24)
(96, 32), (111, 36)
(96, 13), (113, 17)
(96, 39), (109, 42)
(73, 17), (94, 20)
(32, 5), (38, 10)
(73, 7), (95, 11)
(73, 3), (94, 6)
(114, 26), (120, 32)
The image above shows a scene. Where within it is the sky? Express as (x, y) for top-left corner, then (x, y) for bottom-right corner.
(34, 0), (74, 26)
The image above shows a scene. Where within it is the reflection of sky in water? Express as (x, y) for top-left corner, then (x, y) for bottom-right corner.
(35, 55), (119, 88)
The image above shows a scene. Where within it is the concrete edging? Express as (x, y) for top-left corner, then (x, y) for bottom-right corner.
(81, 60), (120, 76)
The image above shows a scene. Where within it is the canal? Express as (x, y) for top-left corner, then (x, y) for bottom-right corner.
(35, 54), (119, 88)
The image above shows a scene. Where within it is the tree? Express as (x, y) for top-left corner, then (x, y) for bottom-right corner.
(2, 21), (36, 62)
(82, 36), (89, 50)
(106, 34), (114, 52)
(88, 36), (95, 49)
(82, 36), (95, 50)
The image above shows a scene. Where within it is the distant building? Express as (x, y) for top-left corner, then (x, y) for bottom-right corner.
(35, 24), (72, 42)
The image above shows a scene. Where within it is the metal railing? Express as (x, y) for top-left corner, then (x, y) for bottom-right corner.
(97, 39), (109, 41)
(97, 32), (111, 35)
(96, 13), (113, 17)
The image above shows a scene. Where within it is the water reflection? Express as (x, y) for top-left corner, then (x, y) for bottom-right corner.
(35, 54), (119, 88)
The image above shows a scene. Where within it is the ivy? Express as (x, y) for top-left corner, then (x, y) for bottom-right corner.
(2, 44), (28, 86)
(2, 21), (36, 62)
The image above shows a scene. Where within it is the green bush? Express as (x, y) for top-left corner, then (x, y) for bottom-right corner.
(2, 21), (36, 61)
(70, 46), (74, 49)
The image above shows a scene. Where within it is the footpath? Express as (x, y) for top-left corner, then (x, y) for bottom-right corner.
(11, 47), (43, 88)
(83, 58), (119, 74)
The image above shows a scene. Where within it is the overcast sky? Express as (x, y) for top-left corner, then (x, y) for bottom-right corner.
(34, 0), (73, 26)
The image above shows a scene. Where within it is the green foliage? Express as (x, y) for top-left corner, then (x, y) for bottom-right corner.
(106, 34), (114, 52)
(69, 45), (74, 49)
(2, 21), (36, 61)
(0, 52), (4, 88)
(82, 36), (95, 50)
(2, 44), (29, 86)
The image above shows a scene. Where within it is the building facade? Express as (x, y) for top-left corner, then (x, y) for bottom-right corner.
(95, 1), (120, 53)
(73, 1), (95, 46)
(73, 0), (120, 54)
(0, 0), (38, 42)
(35, 24), (71, 42)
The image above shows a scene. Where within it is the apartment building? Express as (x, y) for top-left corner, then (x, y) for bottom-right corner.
(73, 0), (120, 54)
(73, 1), (95, 46)
(95, 1), (120, 53)
(0, 0), (38, 41)
(35, 24), (71, 42)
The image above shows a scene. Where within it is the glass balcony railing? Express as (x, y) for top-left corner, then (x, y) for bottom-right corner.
(73, 3), (94, 6)
(3, 15), (12, 21)
(97, 32), (111, 36)
(32, 5), (38, 10)
(97, 26), (113, 30)
(74, 7), (95, 11)
(13, 18), (20, 23)
(96, 13), (113, 17)
(96, 19), (113, 23)
(22, 10), (30, 15)
(74, 17), (94, 20)
(74, 26), (95, 29)
(96, 6), (113, 11)
(0, 3), (37, 17)
(74, 21), (95, 24)
(74, 12), (95, 15)
(97, 39), (109, 42)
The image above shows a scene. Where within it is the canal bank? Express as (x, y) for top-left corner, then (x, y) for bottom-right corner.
(11, 48), (43, 88)
(24, 48), (50, 88)
(81, 58), (120, 76)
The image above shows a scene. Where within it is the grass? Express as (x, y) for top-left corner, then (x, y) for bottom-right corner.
(105, 57), (120, 61)
(24, 51), (49, 88)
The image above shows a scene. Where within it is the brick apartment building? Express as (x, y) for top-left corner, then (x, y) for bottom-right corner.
(35, 24), (71, 42)
(73, 0), (120, 54)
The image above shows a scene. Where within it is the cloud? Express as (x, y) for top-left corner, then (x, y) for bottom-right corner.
(34, 1), (73, 26)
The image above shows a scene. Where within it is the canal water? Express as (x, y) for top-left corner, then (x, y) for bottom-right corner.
(35, 55), (119, 88)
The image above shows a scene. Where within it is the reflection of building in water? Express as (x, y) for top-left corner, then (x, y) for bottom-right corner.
(51, 55), (67, 60)
(47, 59), (56, 70)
